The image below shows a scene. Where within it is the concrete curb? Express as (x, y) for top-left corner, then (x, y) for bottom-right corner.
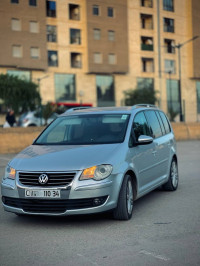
(0, 123), (200, 153)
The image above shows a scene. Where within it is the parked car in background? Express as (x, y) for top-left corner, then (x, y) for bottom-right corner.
(17, 111), (58, 127)
(2, 105), (179, 220)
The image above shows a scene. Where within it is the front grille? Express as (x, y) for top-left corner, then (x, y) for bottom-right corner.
(19, 172), (76, 187)
(3, 196), (108, 213)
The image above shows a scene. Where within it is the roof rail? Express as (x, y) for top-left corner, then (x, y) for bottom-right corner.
(65, 106), (92, 113)
(132, 104), (158, 109)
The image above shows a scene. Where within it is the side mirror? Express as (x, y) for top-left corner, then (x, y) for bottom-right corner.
(137, 135), (153, 145)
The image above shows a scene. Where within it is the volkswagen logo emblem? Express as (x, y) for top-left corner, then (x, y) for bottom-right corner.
(38, 174), (48, 185)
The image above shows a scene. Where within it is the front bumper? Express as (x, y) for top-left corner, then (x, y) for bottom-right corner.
(1, 172), (123, 216)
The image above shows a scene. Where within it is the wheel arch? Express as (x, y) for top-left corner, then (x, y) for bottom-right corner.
(124, 170), (138, 200)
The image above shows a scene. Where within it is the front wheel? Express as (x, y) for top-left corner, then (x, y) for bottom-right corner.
(113, 175), (134, 220)
(163, 159), (179, 191)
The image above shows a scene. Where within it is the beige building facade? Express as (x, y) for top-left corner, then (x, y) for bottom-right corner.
(0, 0), (200, 122)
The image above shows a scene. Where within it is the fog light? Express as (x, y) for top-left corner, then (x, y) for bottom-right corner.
(93, 198), (102, 206)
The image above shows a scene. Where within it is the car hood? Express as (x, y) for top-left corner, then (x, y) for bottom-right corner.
(10, 144), (121, 172)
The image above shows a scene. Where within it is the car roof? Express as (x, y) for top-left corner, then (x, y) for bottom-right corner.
(60, 104), (159, 117)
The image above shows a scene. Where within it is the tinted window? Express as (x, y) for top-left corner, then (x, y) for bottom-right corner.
(145, 111), (162, 138)
(133, 112), (151, 141)
(155, 111), (165, 135)
(159, 111), (171, 134)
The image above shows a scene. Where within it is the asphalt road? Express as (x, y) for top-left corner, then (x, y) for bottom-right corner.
(0, 141), (200, 266)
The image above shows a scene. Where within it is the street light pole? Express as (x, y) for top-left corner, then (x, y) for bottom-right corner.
(175, 36), (199, 122)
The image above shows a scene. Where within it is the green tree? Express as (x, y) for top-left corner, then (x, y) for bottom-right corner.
(0, 74), (41, 114)
(42, 102), (56, 125)
(124, 87), (157, 106)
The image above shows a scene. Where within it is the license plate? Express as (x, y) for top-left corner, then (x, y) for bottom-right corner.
(25, 189), (60, 198)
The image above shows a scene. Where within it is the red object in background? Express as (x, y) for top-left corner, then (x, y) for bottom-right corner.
(54, 102), (92, 107)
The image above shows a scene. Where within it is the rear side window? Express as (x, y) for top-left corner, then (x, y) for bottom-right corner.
(132, 112), (151, 141)
(159, 111), (171, 134)
(145, 110), (162, 139)
(155, 111), (165, 134)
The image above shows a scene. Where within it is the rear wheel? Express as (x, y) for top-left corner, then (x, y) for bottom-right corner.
(113, 175), (134, 220)
(163, 159), (178, 191)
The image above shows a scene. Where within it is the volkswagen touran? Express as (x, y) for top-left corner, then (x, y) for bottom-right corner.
(1, 105), (179, 220)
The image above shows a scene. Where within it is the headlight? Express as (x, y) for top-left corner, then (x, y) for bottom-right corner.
(4, 165), (16, 180)
(80, 164), (113, 181)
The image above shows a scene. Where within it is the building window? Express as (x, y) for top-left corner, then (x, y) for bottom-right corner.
(163, 18), (174, 32)
(30, 47), (39, 59)
(12, 45), (22, 58)
(163, 0), (174, 11)
(93, 5), (99, 16)
(70, 29), (81, 45)
(108, 7), (114, 17)
(197, 82), (200, 115)
(46, 1), (56, 17)
(11, 0), (19, 3)
(29, 21), (39, 33)
(108, 54), (116, 65)
(141, 36), (153, 51)
(140, 0), (153, 8)
(137, 78), (154, 90)
(55, 73), (76, 101)
(141, 14), (153, 29)
(94, 53), (102, 64)
(47, 25), (57, 42)
(48, 50), (58, 66)
(11, 18), (21, 31)
(71, 53), (82, 68)
(142, 58), (154, 72)
(7, 70), (30, 81)
(166, 79), (179, 119)
(93, 28), (101, 40)
(165, 59), (176, 74)
(29, 0), (37, 6)
(69, 4), (80, 20)
(96, 75), (115, 107)
(164, 39), (175, 53)
(108, 30), (115, 41)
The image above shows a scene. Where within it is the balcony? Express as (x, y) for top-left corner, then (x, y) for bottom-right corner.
(164, 39), (175, 53)
(141, 14), (153, 30)
(141, 36), (153, 51)
(71, 53), (82, 68)
(141, 44), (153, 51)
(69, 4), (80, 20)
(141, 0), (153, 8)
(142, 57), (154, 72)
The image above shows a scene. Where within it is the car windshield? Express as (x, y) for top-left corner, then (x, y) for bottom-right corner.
(34, 114), (130, 145)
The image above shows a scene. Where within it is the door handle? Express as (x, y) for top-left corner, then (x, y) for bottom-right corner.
(152, 151), (157, 156)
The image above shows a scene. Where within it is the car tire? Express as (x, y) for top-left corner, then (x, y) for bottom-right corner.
(113, 174), (134, 220)
(163, 159), (179, 191)
(28, 124), (36, 127)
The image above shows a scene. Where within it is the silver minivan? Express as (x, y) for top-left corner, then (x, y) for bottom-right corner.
(1, 105), (178, 220)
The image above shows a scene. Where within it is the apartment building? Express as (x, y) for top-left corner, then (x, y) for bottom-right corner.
(0, 0), (200, 122)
